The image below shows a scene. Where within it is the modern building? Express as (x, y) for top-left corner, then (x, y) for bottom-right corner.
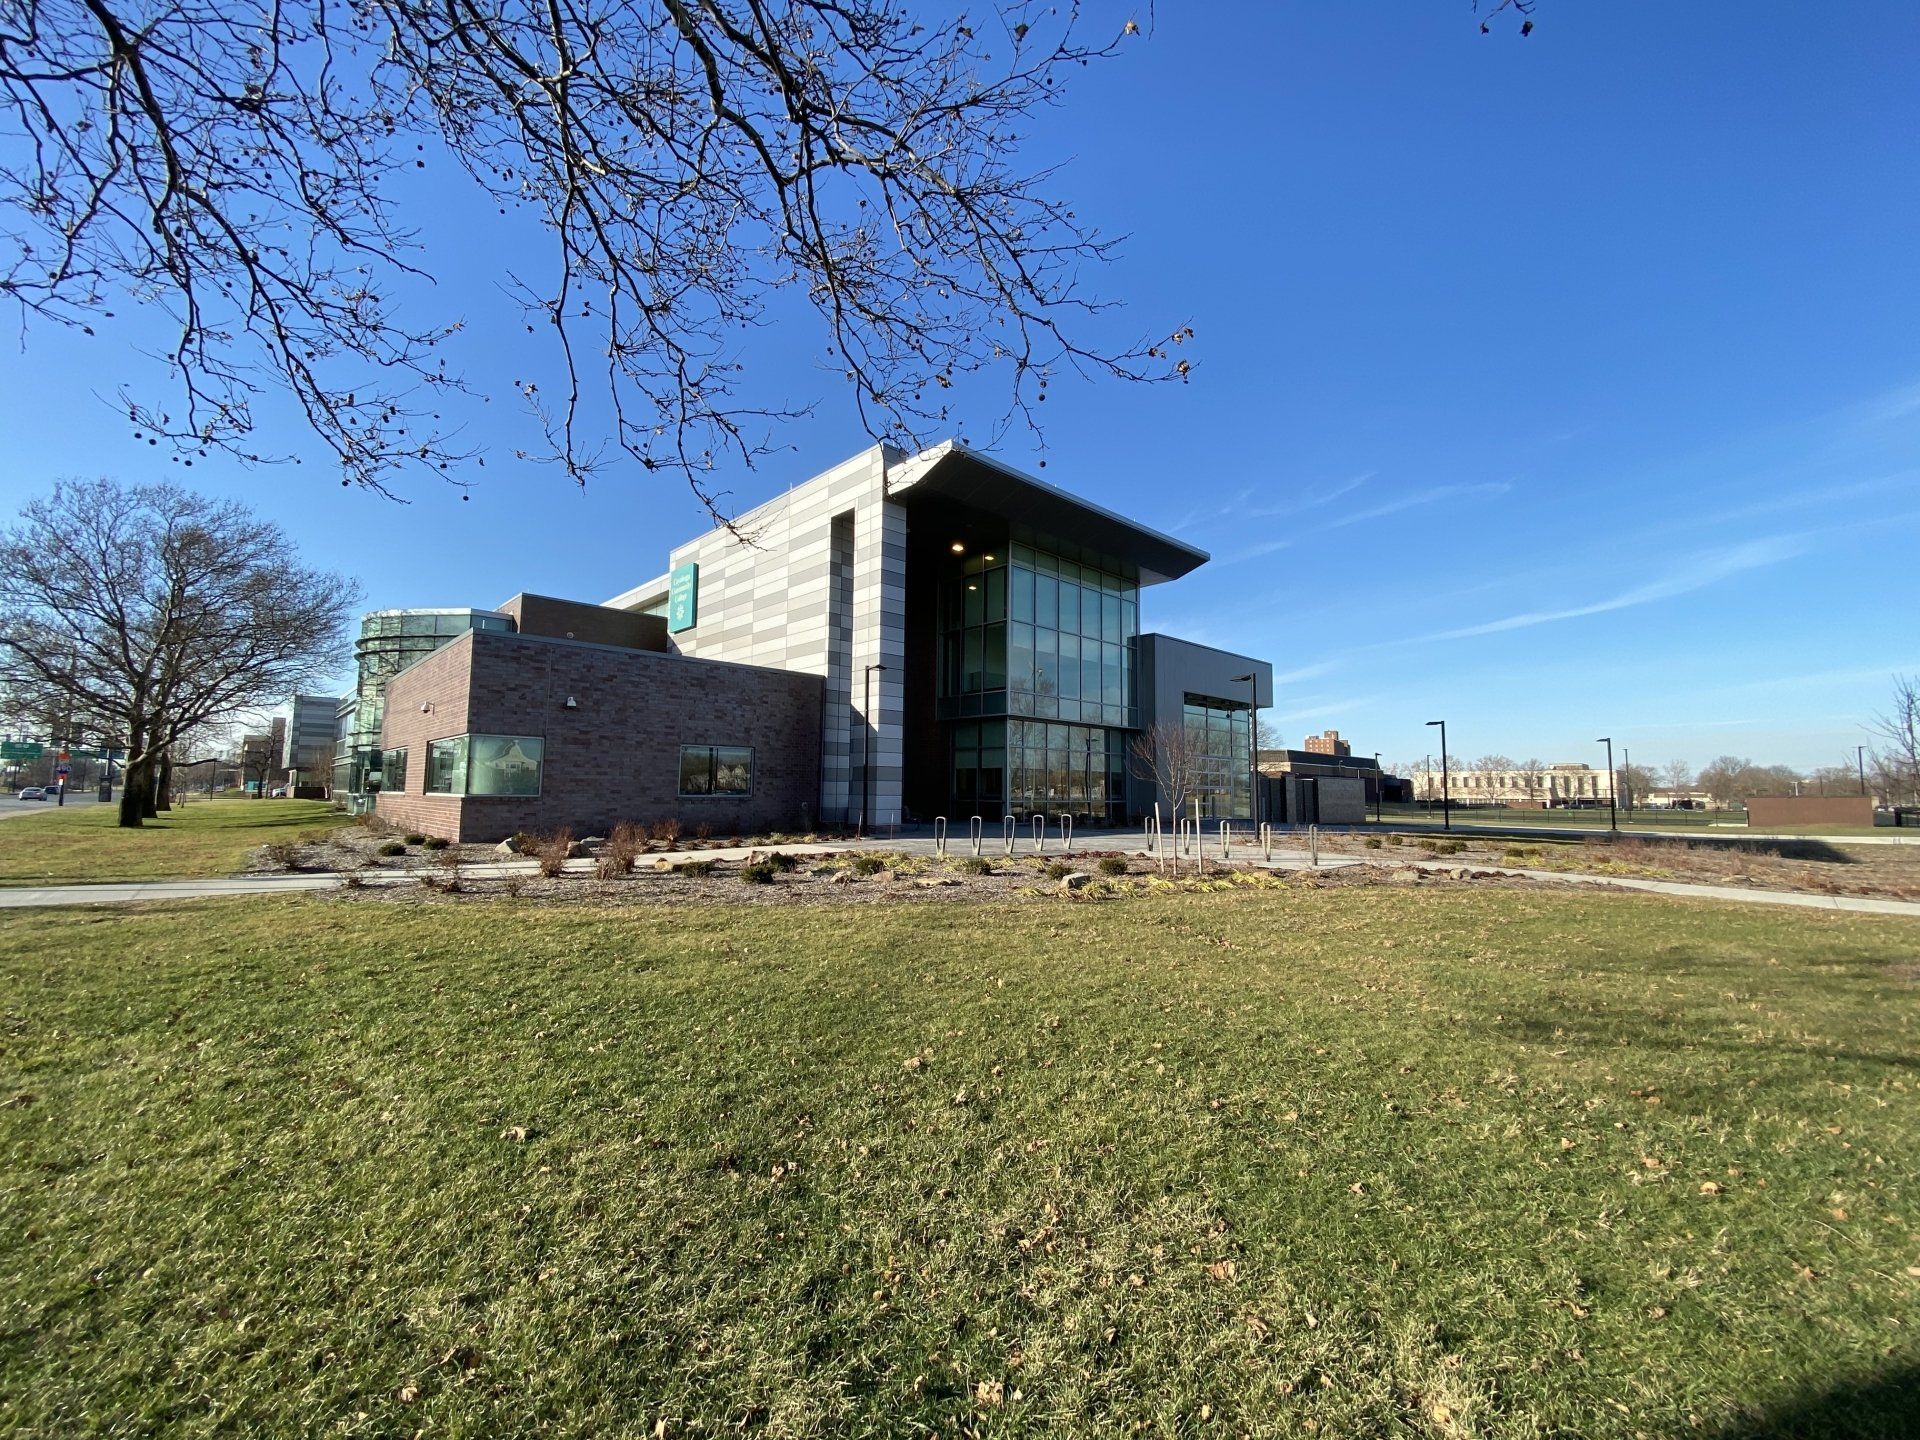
(334, 608), (515, 809)
(284, 693), (339, 788)
(371, 442), (1272, 841)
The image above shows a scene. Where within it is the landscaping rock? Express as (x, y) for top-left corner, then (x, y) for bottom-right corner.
(1059, 871), (1094, 892)
(494, 837), (522, 855)
(915, 876), (960, 888)
(829, 869), (858, 885)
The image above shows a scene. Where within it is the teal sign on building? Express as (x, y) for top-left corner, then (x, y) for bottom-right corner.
(667, 562), (699, 633)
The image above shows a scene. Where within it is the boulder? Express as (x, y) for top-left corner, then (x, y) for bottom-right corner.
(1059, 871), (1094, 892)
(494, 837), (522, 856)
(829, 869), (858, 886)
(915, 876), (961, 888)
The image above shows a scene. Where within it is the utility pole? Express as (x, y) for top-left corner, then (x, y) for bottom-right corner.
(1857, 744), (1868, 798)
(1622, 745), (1631, 817)
(1597, 736), (1616, 832)
(1425, 721), (1450, 832)
(1372, 751), (1382, 823)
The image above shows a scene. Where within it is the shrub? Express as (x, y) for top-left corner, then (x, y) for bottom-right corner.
(849, 854), (887, 877)
(422, 835), (450, 850)
(1363, 836), (1383, 850)
(953, 856), (994, 877)
(403, 833), (427, 846)
(1386, 834), (1405, 847)
(680, 859), (717, 878)
(534, 830), (573, 878)
(740, 861), (777, 884)
(377, 840), (407, 857)
(763, 850), (799, 873)
(648, 817), (682, 845)
(602, 822), (644, 877)
(695, 821), (713, 841)
(498, 873), (527, 899)
(1097, 855), (1129, 876)
(260, 841), (299, 870)
(341, 870), (367, 890)
(1045, 861), (1074, 881)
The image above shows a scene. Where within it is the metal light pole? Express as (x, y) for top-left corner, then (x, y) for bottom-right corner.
(1597, 736), (1616, 832)
(1373, 752), (1382, 823)
(1622, 745), (1631, 818)
(1232, 673), (1259, 828)
(1425, 720), (1450, 831)
(859, 663), (886, 837)
(1857, 744), (1868, 798)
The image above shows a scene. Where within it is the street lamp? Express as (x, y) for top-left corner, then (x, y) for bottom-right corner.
(1232, 673), (1259, 828)
(1372, 751), (1382, 823)
(1858, 744), (1869, 798)
(1597, 736), (1617, 832)
(860, 663), (887, 836)
(1425, 720), (1450, 832)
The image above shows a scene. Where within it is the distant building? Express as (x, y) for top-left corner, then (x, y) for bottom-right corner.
(1302, 729), (1351, 758)
(284, 694), (340, 786)
(1413, 761), (1613, 808)
(239, 717), (288, 791)
(1258, 746), (1404, 804)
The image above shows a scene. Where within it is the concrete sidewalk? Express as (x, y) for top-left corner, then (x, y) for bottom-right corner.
(2, 834), (1918, 918)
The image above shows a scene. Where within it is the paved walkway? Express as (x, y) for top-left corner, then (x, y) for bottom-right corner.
(4, 834), (1919, 917)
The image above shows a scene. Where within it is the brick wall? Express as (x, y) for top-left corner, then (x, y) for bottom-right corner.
(374, 629), (822, 842)
(1743, 795), (1873, 829)
(500, 593), (669, 652)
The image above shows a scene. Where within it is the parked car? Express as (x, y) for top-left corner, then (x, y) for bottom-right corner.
(15, 787), (46, 801)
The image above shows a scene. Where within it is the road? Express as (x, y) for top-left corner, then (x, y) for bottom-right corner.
(0, 791), (101, 819)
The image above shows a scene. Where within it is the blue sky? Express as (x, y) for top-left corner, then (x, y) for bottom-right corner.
(2, 2), (1915, 773)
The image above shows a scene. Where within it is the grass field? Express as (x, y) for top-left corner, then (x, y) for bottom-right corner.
(1376, 806), (1895, 838)
(2, 889), (1916, 1436)
(0, 797), (347, 885)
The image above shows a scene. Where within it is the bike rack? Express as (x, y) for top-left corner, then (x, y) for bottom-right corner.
(1220, 821), (1233, 860)
(969, 815), (984, 857)
(1308, 824), (1320, 867)
(1002, 815), (1017, 857)
(933, 816), (948, 856)
(1056, 813), (1074, 856)
(1260, 822), (1274, 862)
(1031, 815), (1047, 853)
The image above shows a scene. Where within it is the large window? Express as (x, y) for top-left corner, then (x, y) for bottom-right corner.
(382, 747), (408, 794)
(469, 736), (544, 796)
(679, 745), (754, 797)
(939, 541), (1138, 727)
(422, 734), (545, 796)
(1183, 694), (1252, 820)
(950, 718), (1126, 820)
(425, 736), (467, 794)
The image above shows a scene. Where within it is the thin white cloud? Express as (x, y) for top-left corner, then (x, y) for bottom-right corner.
(1317, 481), (1511, 531)
(1419, 536), (1803, 642)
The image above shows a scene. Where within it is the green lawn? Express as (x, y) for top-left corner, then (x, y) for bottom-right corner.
(0, 797), (347, 885)
(1376, 806), (1894, 838)
(2, 890), (1916, 1436)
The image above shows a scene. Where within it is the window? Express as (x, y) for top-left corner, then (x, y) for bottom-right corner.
(425, 736), (467, 794)
(382, 747), (408, 794)
(422, 734), (545, 796)
(679, 745), (753, 797)
(469, 735), (544, 796)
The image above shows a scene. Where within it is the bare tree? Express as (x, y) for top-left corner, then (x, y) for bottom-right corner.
(1661, 759), (1695, 793)
(0, 478), (356, 826)
(1870, 675), (1920, 808)
(1619, 762), (1657, 813)
(0, 0), (1186, 508)
(1517, 756), (1546, 806)
(1128, 720), (1203, 822)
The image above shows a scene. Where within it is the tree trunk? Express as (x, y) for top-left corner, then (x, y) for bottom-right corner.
(118, 755), (150, 828)
(141, 761), (159, 818)
(155, 751), (173, 811)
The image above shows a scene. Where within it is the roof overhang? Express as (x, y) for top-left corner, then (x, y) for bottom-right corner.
(887, 442), (1208, 586)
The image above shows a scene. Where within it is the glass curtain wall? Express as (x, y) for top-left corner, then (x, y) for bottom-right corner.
(949, 719), (1126, 820)
(1183, 694), (1253, 820)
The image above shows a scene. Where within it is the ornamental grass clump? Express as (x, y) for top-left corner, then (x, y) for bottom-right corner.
(534, 830), (573, 879)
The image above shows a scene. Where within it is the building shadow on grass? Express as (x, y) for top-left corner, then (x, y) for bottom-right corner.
(1707, 1364), (1920, 1439)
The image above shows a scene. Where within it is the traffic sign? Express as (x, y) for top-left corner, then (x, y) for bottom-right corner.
(0, 742), (43, 761)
